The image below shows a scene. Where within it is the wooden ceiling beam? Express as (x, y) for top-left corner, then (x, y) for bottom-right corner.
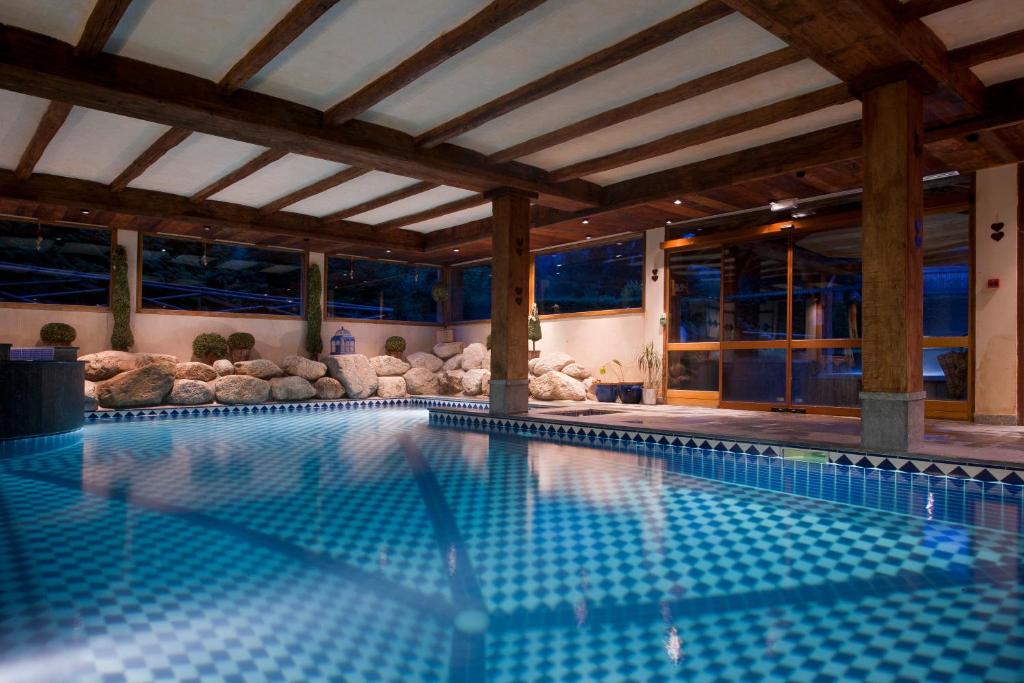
(109, 126), (192, 191)
(324, 0), (546, 125)
(899, 0), (972, 22)
(0, 24), (601, 210)
(488, 46), (803, 164)
(218, 0), (342, 94)
(258, 165), (369, 215)
(950, 29), (1024, 68)
(14, 100), (72, 180)
(189, 149), (288, 202)
(75, 0), (133, 57)
(323, 180), (437, 221)
(374, 194), (489, 232)
(414, 0), (733, 148)
(549, 83), (854, 181)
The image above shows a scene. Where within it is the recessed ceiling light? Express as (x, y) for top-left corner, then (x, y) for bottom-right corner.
(385, 249), (391, 253)
(770, 198), (799, 212)
(665, 220), (672, 225)
(673, 199), (682, 205)
(453, 248), (460, 253)
(582, 219), (589, 225)
(585, 235), (592, 240)
(81, 209), (90, 215)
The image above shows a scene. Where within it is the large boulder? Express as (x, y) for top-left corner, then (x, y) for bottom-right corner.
(78, 350), (137, 381)
(175, 361), (217, 382)
(403, 367), (440, 395)
(529, 371), (586, 401)
(583, 377), (598, 401)
(314, 377), (344, 399)
(376, 376), (407, 398)
(462, 369), (490, 397)
(439, 370), (464, 395)
(83, 380), (97, 411)
(562, 363), (591, 380)
(369, 355), (411, 376)
(442, 354), (463, 371)
(432, 341), (465, 360)
(282, 355), (327, 381)
(270, 376), (316, 401)
(212, 359), (235, 376)
(233, 359), (283, 379)
(135, 353), (178, 370)
(461, 343), (489, 370)
(325, 355), (378, 399)
(96, 363), (175, 408)
(528, 357), (541, 376)
(407, 352), (443, 372)
(532, 353), (574, 376)
(168, 379), (215, 405)
(215, 375), (270, 404)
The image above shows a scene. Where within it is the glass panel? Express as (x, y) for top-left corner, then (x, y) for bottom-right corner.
(451, 263), (491, 321)
(923, 346), (968, 401)
(791, 347), (862, 407)
(326, 257), (440, 322)
(923, 212), (969, 337)
(667, 248), (720, 343)
(792, 227), (862, 339)
(141, 236), (302, 315)
(0, 219), (110, 306)
(666, 350), (719, 391)
(722, 348), (786, 403)
(534, 238), (643, 314)
(722, 240), (788, 341)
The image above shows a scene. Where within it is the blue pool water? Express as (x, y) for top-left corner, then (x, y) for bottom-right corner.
(0, 408), (1021, 682)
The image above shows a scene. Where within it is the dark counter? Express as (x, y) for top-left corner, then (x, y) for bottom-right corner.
(0, 359), (85, 440)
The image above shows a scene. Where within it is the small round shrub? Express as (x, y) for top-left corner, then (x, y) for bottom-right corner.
(385, 336), (406, 353)
(431, 281), (450, 303)
(227, 332), (255, 350)
(192, 333), (228, 360)
(40, 322), (77, 345)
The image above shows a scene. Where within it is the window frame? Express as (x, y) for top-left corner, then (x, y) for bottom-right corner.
(450, 261), (493, 323)
(323, 254), (444, 326)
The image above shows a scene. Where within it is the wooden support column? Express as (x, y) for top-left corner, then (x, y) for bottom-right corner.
(487, 187), (535, 415)
(860, 79), (925, 451)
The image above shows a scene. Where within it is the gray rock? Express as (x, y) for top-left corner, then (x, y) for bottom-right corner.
(407, 352), (443, 372)
(532, 353), (574, 376)
(135, 353), (179, 369)
(270, 375), (316, 401)
(282, 355), (326, 381)
(175, 361), (218, 382)
(214, 375), (270, 404)
(96, 363), (175, 408)
(562, 363), (591, 380)
(403, 367), (440, 395)
(78, 350), (137, 381)
(233, 359), (283, 379)
(369, 355), (411, 376)
(376, 376), (407, 398)
(432, 341), (465, 360)
(212, 359), (235, 376)
(325, 355), (378, 399)
(83, 380), (97, 411)
(462, 369), (490, 396)
(528, 357), (541, 376)
(461, 343), (489, 370)
(439, 369), (464, 395)
(529, 371), (586, 401)
(168, 379), (215, 405)
(314, 377), (344, 399)
(442, 354), (463, 371)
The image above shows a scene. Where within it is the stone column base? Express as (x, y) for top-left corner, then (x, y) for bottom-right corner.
(859, 391), (926, 452)
(489, 379), (529, 415)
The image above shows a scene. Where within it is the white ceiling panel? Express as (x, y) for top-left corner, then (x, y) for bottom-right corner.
(284, 171), (419, 217)
(401, 204), (492, 234)
(0, 0), (92, 44)
(129, 133), (268, 196)
(973, 53), (1024, 86)
(922, 0), (1024, 49)
(249, 0), (488, 109)
(208, 154), (349, 207)
(361, 0), (700, 134)
(348, 186), (477, 224)
(34, 107), (171, 184)
(451, 13), (786, 154)
(520, 59), (840, 172)
(109, 0), (295, 81)
(586, 100), (863, 185)
(0, 90), (51, 170)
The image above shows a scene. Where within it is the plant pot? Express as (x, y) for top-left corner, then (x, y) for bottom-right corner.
(229, 348), (251, 363)
(619, 384), (643, 404)
(387, 350), (404, 359)
(528, 349), (540, 360)
(642, 388), (657, 405)
(436, 328), (454, 344)
(594, 384), (620, 403)
(203, 352), (222, 366)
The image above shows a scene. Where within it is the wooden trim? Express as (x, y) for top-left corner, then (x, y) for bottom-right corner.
(1018, 162), (1023, 425)
(374, 194), (488, 232)
(323, 181), (437, 222)
(0, 301), (109, 312)
(967, 180), (976, 420)
(666, 341), (721, 351)
(721, 340), (788, 349)
(323, 316), (442, 327)
(925, 399), (969, 420)
(790, 338), (862, 348)
(665, 394), (720, 408)
(189, 149), (288, 202)
(258, 166), (369, 215)
(109, 127), (192, 192)
(137, 308), (303, 320)
(538, 307), (642, 321)
(900, 0), (971, 21)
(76, 0), (133, 57)
(718, 400), (783, 412)
(15, 100), (72, 180)
(922, 336), (969, 348)
(785, 231), (794, 406)
(950, 28), (1024, 67)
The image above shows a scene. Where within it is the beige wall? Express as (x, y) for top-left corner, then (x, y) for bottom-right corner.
(974, 164), (1019, 423)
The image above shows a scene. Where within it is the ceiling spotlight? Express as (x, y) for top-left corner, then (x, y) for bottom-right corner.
(673, 199), (682, 205)
(81, 209), (90, 215)
(791, 209), (816, 219)
(665, 220), (672, 225)
(582, 219), (589, 225)
(453, 248), (460, 253)
(770, 198), (799, 212)
(585, 235), (592, 240)
(385, 249), (391, 254)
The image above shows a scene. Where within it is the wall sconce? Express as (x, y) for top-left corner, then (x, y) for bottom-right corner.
(651, 268), (659, 282)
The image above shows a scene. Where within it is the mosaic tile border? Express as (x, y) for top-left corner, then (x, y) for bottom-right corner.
(426, 408), (1024, 486)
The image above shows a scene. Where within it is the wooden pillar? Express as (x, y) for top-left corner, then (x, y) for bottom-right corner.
(487, 188), (534, 415)
(860, 79), (925, 451)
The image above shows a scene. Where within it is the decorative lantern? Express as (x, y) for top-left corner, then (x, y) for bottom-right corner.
(330, 327), (355, 355)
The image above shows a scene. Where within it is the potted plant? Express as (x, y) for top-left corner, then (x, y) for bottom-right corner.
(305, 263), (323, 360)
(193, 332), (228, 365)
(228, 332), (255, 362)
(637, 341), (662, 405)
(385, 335), (406, 359)
(596, 360), (624, 403)
(40, 322), (76, 346)
(110, 244), (134, 351)
(527, 303), (542, 360)
(432, 280), (454, 344)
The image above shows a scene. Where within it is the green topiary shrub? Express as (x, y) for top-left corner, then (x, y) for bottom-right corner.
(305, 264), (323, 359)
(385, 336), (406, 353)
(40, 322), (76, 345)
(192, 333), (228, 361)
(110, 244), (134, 351)
(227, 332), (255, 350)
(527, 303), (542, 351)
(430, 281), (450, 303)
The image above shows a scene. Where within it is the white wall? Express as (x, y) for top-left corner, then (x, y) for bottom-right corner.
(974, 164), (1020, 423)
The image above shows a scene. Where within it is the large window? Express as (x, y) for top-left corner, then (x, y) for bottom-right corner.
(326, 257), (440, 322)
(667, 248), (720, 343)
(792, 227), (862, 340)
(451, 263), (491, 321)
(0, 219), (111, 307)
(534, 238), (643, 315)
(722, 239), (787, 341)
(141, 235), (303, 316)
